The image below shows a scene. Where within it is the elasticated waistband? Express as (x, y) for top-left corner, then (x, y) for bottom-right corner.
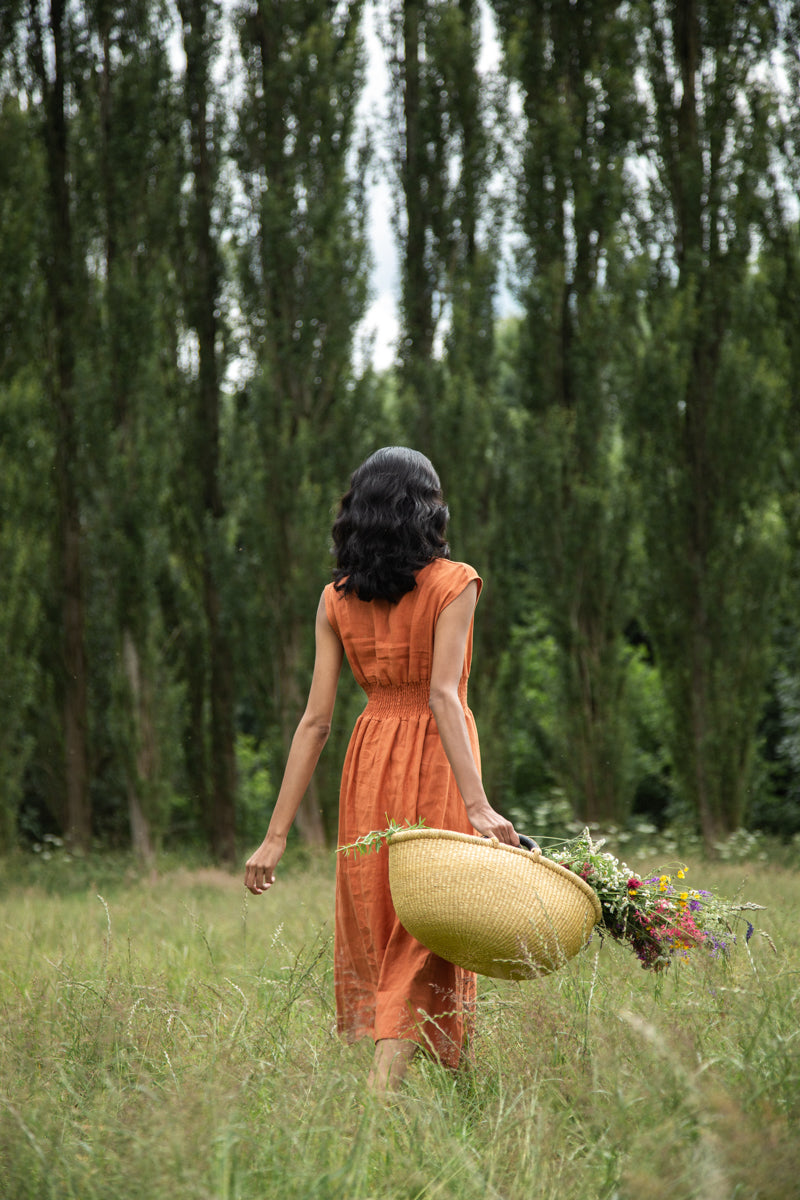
(363, 680), (468, 716)
(364, 682), (431, 716)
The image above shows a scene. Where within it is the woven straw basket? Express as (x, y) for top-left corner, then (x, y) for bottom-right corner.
(388, 828), (602, 980)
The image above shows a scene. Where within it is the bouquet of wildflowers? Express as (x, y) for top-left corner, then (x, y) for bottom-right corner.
(548, 828), (765, 972)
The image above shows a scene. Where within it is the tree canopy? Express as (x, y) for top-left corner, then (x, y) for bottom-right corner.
(1, 0), (798, 858)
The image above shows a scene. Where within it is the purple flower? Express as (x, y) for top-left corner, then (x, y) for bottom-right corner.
(746, 922), (754, 942)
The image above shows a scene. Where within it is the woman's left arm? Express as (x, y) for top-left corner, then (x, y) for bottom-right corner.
(244, 592), (344, 894)
(429, 582), (519, 845)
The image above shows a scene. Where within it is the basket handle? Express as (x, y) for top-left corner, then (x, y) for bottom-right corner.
(518, 834), (540, 853)
(480, 832), (541, 852)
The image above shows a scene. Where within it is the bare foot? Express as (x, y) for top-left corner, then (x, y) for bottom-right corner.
(367, 1038), (418, 1100)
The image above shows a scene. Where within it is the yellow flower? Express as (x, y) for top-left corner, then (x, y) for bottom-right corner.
(677, 869), (686, 880)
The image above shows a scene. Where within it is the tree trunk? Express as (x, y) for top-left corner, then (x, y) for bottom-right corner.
(674, 3), (730, 849)
(181, 0), (238, 864)
(184, 637), (210, 832)
(33, 0), (91, 848)
(205, 563), (237, 862)
(98, 11), (159, 862)
(60, 492), (90, 848)
(122, 630), (156, 863)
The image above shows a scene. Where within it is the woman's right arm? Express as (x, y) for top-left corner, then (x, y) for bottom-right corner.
(429, 581), (519, 846)
(244, 592), (344, 895)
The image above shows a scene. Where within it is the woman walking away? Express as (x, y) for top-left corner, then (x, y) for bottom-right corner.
(244, 447), (519, 1097)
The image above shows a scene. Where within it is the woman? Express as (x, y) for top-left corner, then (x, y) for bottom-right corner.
(244, 447), (519, 1096)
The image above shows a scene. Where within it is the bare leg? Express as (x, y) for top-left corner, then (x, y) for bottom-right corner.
(367, 1038), (418, 1099)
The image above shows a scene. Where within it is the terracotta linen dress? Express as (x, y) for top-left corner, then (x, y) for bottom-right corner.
(324, 557), (482, 1068)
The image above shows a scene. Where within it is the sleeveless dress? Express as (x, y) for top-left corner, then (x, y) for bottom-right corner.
(324, 557), (482, 1068)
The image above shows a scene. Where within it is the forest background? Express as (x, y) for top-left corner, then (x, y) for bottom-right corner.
(2, 0), (800, 866)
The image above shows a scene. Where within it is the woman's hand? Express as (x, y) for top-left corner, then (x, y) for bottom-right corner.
(244, 833), (287, 895)
(464, 799), (519, 846)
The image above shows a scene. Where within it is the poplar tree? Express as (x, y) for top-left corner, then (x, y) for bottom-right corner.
(491, 0), (642, 823)
(233, 0), (370, 842)
(71, 0), (185, 859)
(176, 0), (238, 863)
(384, 1), (510, 782)
(385, 0), (499, 436)
(12, 0), (92, 849)
(0, 94), (50, 846)
(1, 0), (230, 854)
(628, 0), (789, 844)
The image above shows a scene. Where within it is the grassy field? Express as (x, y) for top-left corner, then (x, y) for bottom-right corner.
(1, 842), (799, 1200)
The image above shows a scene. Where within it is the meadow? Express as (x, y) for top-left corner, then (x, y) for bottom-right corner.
(1, 840), (798, 1200)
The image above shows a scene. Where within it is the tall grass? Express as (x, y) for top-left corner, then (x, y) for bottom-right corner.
(1, 846), (798, 1199)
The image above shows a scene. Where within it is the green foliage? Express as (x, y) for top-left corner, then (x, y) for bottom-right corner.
(0, 96), (44, 374)
(497, 608), (679, 836)
(338, 816), (428, 857)
(625, 646), (678, 824)
(387, 0), (501, 390)
(490, 1), (643, 827)
(230, 0), (374, 840)
(751, 616), (800, 839)
(235, 733), (276, 848)
(612, 0), (794, 846)
(494, 610), (561, 821)
(630, 262), (790, 839)
(0, 375), (52, 847)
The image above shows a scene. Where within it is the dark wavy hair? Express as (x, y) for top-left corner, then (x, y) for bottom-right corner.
(331, 447), (450, 602)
